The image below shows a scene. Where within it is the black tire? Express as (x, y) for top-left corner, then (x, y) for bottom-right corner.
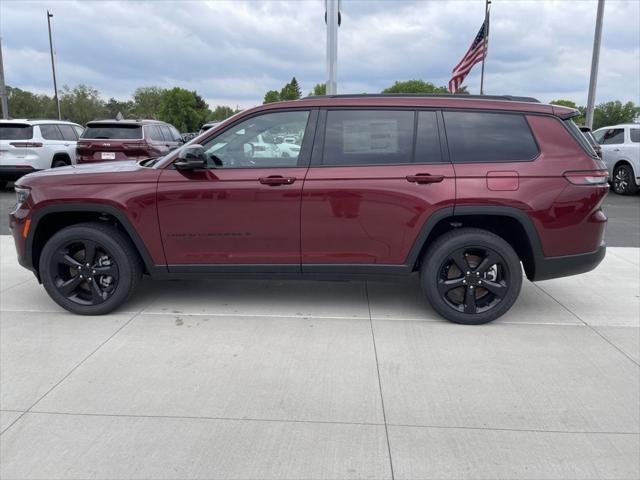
(612, 164), (638, 195)
(39, 222), (142, 315)
(420, 228), (522, 325)
(51, 157), (70, 168)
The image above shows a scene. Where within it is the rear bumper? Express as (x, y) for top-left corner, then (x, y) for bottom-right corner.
(0, 166), (38, 181)
(532, 243), (606, 281)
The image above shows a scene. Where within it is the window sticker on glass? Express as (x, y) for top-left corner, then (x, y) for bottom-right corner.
(343, 120), (399, 154)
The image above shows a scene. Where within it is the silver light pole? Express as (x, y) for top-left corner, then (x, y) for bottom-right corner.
(0, 37), (9, 119)
(47, 10), (61, 120)
(326, 0), (339, 95)
(585, 0), (605, 129)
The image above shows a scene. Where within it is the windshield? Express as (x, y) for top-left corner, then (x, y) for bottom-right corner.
(82, 124), (142, 139)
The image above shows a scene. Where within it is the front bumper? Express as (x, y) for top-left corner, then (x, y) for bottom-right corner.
(532, 242), (606, 281)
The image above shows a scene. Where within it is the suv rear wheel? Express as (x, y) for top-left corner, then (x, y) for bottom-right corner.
(612, 164), (638, 195)
(421, 228), (522, 324)
(39, 223), (142, 315)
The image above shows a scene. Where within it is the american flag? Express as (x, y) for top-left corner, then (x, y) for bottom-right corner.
(448, 19), (488, 93)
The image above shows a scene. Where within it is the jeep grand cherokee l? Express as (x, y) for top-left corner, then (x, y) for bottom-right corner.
(9, 94), (608, 324)
(76, 119), (182, 163)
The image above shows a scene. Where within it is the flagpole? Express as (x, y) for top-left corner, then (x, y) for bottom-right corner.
(479, 0), (491, 95)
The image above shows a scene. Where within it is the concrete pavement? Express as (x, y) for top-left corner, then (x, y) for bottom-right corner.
(0, 236), (638, 479)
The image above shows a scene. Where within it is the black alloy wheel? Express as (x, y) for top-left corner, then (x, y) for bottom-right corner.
(421, 228), (522, 324)
(39, 222), (142, 315)
(437, 246), (508, 315)
(51, 239), (119, 306)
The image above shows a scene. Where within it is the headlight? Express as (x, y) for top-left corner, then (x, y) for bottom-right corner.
(15, 186), (31, 205)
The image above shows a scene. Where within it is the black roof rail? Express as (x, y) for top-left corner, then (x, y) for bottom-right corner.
(305, 93), (541, 103)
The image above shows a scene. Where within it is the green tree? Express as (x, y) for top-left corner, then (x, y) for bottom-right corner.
(104, 97), (134, 119)
(132, 86), (165, 119)
(158, 87), (202, 132)
(208, 105), (237, 121)
(382, 80), (448, 94)
(279, 77), (302, 101)
(263, 90), (280, 104)
(592, 101), (639, 130)
(59, 85), (105, 124)
(6, 86), (56, 119)
(382, 80), (468, 94)
(308, 83), (326, 96)
(550, 99), (585, 124)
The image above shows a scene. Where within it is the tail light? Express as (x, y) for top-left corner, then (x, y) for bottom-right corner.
(123, 142), (147, 149)
(10, 142), (42, 148)
(563, 170), (609, 186)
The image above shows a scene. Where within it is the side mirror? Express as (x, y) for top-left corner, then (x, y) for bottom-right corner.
(174, 144), (206, 171)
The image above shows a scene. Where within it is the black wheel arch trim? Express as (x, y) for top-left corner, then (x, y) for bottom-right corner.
(404, 204), (603, 281)
(405, 205), (546, 268)
(25, 203), (161, 278)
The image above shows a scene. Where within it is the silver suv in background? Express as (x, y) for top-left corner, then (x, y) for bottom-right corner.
(593, 123), (640, 195)
(0, 119), (84, 188)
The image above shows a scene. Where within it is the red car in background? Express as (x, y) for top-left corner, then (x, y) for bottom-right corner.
(76, 119), (182, 163)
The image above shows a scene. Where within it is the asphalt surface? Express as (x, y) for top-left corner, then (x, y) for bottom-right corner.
(1, 181), (638, 246)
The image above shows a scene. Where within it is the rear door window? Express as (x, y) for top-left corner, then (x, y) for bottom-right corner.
(321, 110), (414, 166)
(600, 128), (624, 145)
(58, 124), (78, 141)
(40, 124), (64, 140)
(81, 124), (142, 139)
(159, 125), (174, 142)
(443, 111), (539, 163)
(0, 124), (33, 140)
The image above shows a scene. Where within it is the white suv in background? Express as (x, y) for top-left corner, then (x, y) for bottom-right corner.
(0, 119), (84, 189)
(593, 123), (640, 195)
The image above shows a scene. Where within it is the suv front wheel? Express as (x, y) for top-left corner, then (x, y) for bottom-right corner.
(421, 228), (522, 324)
(39, 223), (142, 315)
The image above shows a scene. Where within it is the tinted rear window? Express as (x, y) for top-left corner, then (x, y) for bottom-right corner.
(630, 129), (639, 143)
(444, 111), (539, 163)
(82, 124), (142, 139)
(0, 124), (33, 140)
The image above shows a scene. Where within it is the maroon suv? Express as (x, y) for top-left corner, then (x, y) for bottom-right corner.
(76, 119), (183, 163)
(9, 94), (608, 324)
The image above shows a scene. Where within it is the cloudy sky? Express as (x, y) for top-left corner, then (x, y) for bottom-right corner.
(1, 0), (639, 109)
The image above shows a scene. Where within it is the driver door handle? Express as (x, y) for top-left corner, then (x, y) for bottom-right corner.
(259, 175), (296, 186)
(406, 173), (445, 184)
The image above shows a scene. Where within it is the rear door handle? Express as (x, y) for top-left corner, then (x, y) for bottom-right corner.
(406, 173), (445, 184)
(259, 175), (296, 186)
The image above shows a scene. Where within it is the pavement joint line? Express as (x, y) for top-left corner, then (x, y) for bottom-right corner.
(0, 277), (33, 294)
(365, 281), (395, 480)
(0, 307), (145, 436)
(21, 410), (386, 428)
(1, 308), (632, 327)
(14, 410), (640, 437)
(386, 422), (640, 435)
(533, 282), (640, 367)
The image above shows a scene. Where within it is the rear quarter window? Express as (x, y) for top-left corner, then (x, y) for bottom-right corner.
(0, 124), (33, 140)
(630, 129), (639, 143)
(40, 124), (63, 140)
(443, 111), (539, 163)
(82, 125), (142, 139)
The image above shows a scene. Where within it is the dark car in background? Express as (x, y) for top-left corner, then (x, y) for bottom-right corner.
(76, 119), (182, 163)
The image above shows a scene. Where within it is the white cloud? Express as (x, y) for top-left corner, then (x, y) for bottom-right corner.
(0, 0), (638, 108)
